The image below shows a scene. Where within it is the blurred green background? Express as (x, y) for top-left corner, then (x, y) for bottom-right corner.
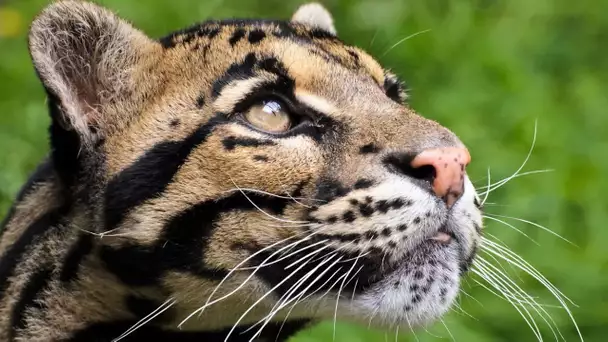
(0, 0), (606, 341)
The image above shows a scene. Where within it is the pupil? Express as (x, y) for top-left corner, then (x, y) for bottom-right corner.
(262, 101), (281, 114)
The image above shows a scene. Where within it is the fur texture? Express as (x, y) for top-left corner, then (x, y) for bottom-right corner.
(0, 1), (482, 341)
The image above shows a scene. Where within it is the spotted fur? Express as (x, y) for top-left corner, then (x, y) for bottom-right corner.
(0, 1), (482, 341)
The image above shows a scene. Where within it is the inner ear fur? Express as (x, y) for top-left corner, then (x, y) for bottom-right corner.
(28, 0), (161, 145)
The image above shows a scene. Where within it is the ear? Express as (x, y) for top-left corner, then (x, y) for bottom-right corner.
(28, 0), (159, 146)
(291, 3), (337, 36)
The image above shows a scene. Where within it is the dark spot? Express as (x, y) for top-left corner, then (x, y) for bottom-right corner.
(388, 241), (397, 248)
(327, 216), (338, 224)
(422, 285), (431, 294)
(365, 196), (373, 203)
(359, 143), (380, 154)
(358, 203), (374, 217)
(473, 222), (482, 234)
(364, 230), (379, 240)
(414, 270), (424, 279)
(413, 217), (421, 224)
(169, 119), (180, 127)
(348, 198), (359, 206)
(196, 95), (206, 108)
(253, 155), (269, 162)
(393, 281), (401, 288)
(405, 305), (412, 311)
(342, 211), (356, 223)
(222, 136), (275, 150)
(315, 179), (350, 202)
(375, 200), (390, 213)
(409, 284), (419, 292)
(397, 224), (408, 232)
(248, 29), (266, 43)
(389, 198), (405, 209)
(353, 178), (374, 190)
(440, 288), (448, 296)
(425, 211), (431, 217)
(207, 27), (221, 39)
(412, 294), (422, 303)
(347, 49), (360, 63)
(363, 230), (378, 240)
(381, 228), (392, 237)
(229, 28), (246, 45)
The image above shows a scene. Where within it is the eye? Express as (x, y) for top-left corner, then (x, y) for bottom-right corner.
(243, 99), (292, 133)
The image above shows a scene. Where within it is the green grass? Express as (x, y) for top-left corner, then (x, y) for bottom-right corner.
(1, 0), (607, 341)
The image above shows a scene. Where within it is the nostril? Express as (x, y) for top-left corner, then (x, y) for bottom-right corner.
(383, 154), (436, 188)
(384, 147), (470, 208)
(407, 164), (436, 185)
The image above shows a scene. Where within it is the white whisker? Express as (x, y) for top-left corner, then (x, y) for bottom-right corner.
(112, 298), (176, 342)
(480, 119), (538, 204)
(480, 240), (583, 341)
(485, 213), (575, 246)
(380, 29), (431, 57)
(483, 215), (540, 245)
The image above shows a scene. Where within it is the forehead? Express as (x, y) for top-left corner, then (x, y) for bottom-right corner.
(157, 19), (386, 89)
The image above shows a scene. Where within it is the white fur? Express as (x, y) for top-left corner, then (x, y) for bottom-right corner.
(291, 3), (337, 35)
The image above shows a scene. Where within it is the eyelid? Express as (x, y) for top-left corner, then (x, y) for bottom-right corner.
(212, 75), (278, 114)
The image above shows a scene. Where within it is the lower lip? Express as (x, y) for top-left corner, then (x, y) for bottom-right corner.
(430, 232), (452, 244)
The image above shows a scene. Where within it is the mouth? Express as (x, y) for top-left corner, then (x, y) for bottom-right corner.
(429, 226), (458, 245)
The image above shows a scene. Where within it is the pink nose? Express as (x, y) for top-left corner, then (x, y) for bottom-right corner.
(411, 147), (471, 208)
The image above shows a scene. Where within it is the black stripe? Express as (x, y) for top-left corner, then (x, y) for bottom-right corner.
(126, 295), (173, 324)
(0, 209), (63, 299)
(212, 53), (258, 98)
(250, 241), (379, 298)
(104, 114), (228, 231)
(222, 136), (275, 150)
(67, 318), (310, 342)
(160, 25), (221, 48)
(1, 160), (54, 234)
(59, 233), (94, 283)
(14, 160), (54, 203)
(101, 192), (290, 286)
(10, 267), (53, 339)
